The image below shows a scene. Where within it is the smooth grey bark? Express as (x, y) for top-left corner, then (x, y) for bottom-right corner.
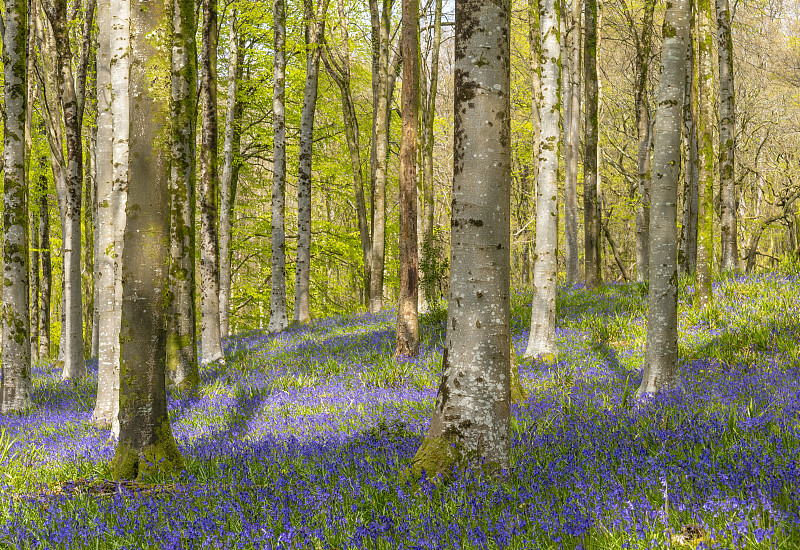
(717, 0), (737, 272)
(293, 0), (328, 323)
(220, 10), (244, 337)
(268, 0), (289, 333)
(679, 9), (699, 276)
(411, 0), (511, 477)
(39, 159), (51, 360)
(367, 0), (392, 313)
(563, 0), (580, 287)
(395, 0), (419, 358)
(200, 0), (225, 361)
(111, 0), (183, 480)
(167, 0), (200, 390)
(93, 0), (118, 429)
(637, 0), (689, 398)
(26, 15), (38, 366)
(526, 0), (541, 289)
(1, 0), (33, 413)
(43, 0), (90, 380)
(583, 0), (601, 288)
(525, 0), (560, 361)
(84, 128), (96, 359)
(696, 0), (714, 308)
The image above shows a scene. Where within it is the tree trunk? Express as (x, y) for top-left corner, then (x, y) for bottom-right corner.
(39, 161), (52, 361)
(200, 0), (226, 361)
(717, 0), (737, 272)
(111, 0), (183, 480)
(637, 0), (689, 398)
(368, 0), (391, 314)
(395, 0), (420, 358)
(411, 0), (511, 477)
(268, 0), (289, 333)
(44, 0), (88, 381)
(679, 10), (699, 276)
(294, 0), (328, 323)
(83, 129), (95, 359)
(525, 0), (560, 360)
(564, 0), (580, 286)
(1, 0), (33, 413)
(220, 10), (245, 336)
(583, 0), (601, 288)
(167, 0), (200, 391)
(93, 0), (119, 429)
(527, 0), (541, 289)
(26, 13), (39, 367)
(630, 0), (656, 283)
(696, 0), (714, 308)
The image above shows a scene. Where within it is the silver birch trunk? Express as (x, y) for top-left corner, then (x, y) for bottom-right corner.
(293, 0), (328, 323)
(220, 10), (244, 337)
(111, 0), (183, 479)
(525, 0), (560, 361)
(268, 0), (289, 333)
(564, 0), (580, 287)
(200, 0), (226, 361)
(92, 0), (119, 429)
(696, 0), (714, 308)
(717, 0), (737, 272)
(637, 0), (689, 398)
(411, 0), (511, 477)
(167, 0), (199, 391)
(1, 0), (33, 413)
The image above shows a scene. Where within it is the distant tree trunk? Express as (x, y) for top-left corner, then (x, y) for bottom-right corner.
(83, 129), (95, 359)
(111, 0), (183, 480)
(583, 0), (601, 288)
(395, 0), (419, 357)
(525, 0), (560, 360)
(411, 0), (511, 477)
(368, 0), (391, 314)
(44, 0), (92, 380)
(695, 0), (714, 308)
(717, 0), (737, 272)
(637, 0), (689, 398)
(167, 0), (200, 390)
(268, 0), (289, 333)
(564, 0), (580, 286)
(39, 162), (52, 360)
(93, 0), (118, 429)
(220, 10), (244, 336)
(679, 7), (699, 276)
(322, 0), (371, 303)
(200, 0), (226, 361)
(527, 0), (541, 288)
(628, 0), (656, 283)
(419, 0), (442, 310)
(1, 0), (33, 413)
(294, 0), (328, 323)
(26, 15), (39, 366)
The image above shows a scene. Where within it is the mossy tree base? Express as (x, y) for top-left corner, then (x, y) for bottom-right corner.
(111, 440), (184, 481)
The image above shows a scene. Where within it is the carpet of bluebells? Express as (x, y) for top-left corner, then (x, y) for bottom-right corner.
(2, 273), (800, 549)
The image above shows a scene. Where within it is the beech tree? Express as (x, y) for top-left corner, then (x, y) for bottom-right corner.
(584, 0), (601, 288)
(696, 0), (715, 307)
(268, 0), (290, 333)
(679, 2), (699, 276)
(717, 0), (738, 272)
(526, 0), (560, 360)
(638, 0), (690, 398)
(200, 0), (226, 361)
(112, 0), (183, 480)
(167, 0), (200, 390)
(395, 0), (419, 357)
(1, 0), (33, 413)
(411, 0), (511, 478)
(563, 0), (580, 287)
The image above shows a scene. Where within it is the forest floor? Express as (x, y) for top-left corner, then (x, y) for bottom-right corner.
(2, 273), (800, 549)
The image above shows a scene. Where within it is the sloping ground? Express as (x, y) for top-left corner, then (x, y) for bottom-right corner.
(1, 273), (800, 549)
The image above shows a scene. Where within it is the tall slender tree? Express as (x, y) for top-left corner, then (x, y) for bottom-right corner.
(200, 0), (226, 361)
(411, 0), (511, 477)
(294, 0), (329, 323)
(525, 0), (560, 360)
(584, 0), (601, 288)
(563, 0), (580, 287)
(167, 0), (200, 391)
(268, 0), (289, 333)
(637, 0), (689, 398)
(112, 0), (184, 480)
(717, 0), (737, 272)
(395, 0), (419, 357)
(696, 0), (715, 307)
(1, 0), (33, 413)
(39, 159), (51, 361)
(679, 2), (699, 276)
